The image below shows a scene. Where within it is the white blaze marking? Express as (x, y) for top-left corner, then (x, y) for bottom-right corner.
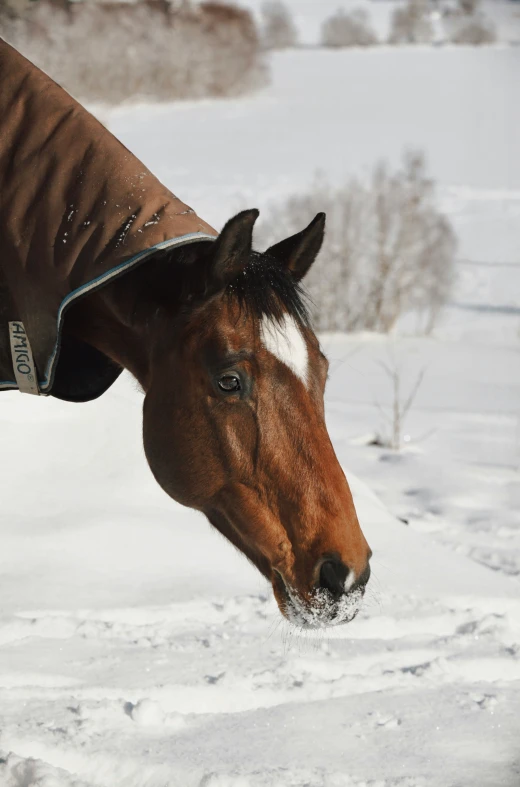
(260, 315), (308, 385)
(344, 570), (357, 592)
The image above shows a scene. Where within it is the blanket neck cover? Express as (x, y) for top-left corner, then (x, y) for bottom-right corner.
(0, 39), (217, 402)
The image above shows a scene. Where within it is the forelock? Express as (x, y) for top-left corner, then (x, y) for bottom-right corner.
(225, 252), (311, 327)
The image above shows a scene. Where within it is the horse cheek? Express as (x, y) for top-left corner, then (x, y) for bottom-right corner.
(142, 392), (225, 509)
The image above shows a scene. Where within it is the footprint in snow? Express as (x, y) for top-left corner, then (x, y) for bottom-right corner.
(125, 698), (186, 730)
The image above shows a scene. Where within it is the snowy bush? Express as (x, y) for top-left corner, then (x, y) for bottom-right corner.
(388, 0), (433, 43)
(321, 8), (378, 48)
(261, 0), (298, 49)
(0, 0), (268, 103)
(449, 14), (496, 43)
(258, 152), (457, 333)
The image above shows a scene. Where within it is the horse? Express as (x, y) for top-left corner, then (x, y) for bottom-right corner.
(64, 209), (372, 627)
(0, 39), (371, 627)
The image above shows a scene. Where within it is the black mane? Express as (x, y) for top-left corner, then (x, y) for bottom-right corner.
(225, 251), (311, 327)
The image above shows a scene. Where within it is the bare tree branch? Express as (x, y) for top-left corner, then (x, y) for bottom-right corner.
(401, 367), (426, 420)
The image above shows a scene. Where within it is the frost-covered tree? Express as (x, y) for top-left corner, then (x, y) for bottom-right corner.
(449, 14), (496, 43)
(459, 0), (479, 16)
(0, 0), (269, 103)
(321, 8), (378, 48)
(261, 0), (298, 49)
(257, 152), (457, 334)
(388, 0), (433, 44)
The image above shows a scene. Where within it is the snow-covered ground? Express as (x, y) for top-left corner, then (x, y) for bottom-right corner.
(1, 47), (519, 786)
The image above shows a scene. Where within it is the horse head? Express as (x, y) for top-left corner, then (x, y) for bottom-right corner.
(142, 209), (371, 628)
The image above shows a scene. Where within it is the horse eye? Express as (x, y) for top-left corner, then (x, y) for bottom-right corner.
(218, 374), (241, 393)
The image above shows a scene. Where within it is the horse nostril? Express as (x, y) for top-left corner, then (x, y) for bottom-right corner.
(319, 558), (349, 599)
(356, 562), (371, 589)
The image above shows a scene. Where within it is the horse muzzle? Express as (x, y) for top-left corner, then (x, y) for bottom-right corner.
(272, 555), (371, 629)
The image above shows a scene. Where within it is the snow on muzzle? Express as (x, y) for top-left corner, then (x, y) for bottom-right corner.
(273, 559), (371, 629)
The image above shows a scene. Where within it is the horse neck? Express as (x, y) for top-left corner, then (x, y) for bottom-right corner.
(65, 257), (179, 391)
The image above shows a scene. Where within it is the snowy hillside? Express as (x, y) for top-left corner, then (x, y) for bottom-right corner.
(1, 45), (519, 787)
(1, 376), (519, 786)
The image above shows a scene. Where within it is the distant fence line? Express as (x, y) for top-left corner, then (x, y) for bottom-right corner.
(456, 258), (520, 268)
(449, 303), (520, 315)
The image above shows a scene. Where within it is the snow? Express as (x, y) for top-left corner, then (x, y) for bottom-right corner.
(107, 47), (520, 223)
(1, 45), (519, 787)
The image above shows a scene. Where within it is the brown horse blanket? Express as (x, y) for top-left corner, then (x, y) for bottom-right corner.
(0, 40), (217, 401)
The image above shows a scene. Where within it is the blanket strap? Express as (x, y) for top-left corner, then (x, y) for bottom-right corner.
(8, 322), (40, 395)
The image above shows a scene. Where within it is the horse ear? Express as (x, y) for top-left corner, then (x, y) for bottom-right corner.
(210, 209), (259, 288)
(266, 213), (326, 281)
